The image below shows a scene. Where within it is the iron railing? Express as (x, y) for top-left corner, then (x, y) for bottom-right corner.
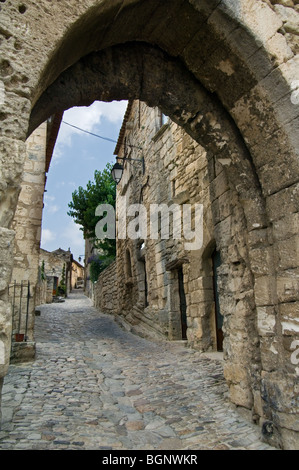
(8, 281), (31, 343)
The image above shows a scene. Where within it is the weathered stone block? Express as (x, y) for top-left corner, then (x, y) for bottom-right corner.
(211, 191), (232, 225)
(249, 247), (272, 276)
(275, 235), (299, 271)
(224, 361), (253, 409)
(254, 276), (275, 306)
(10, 341), (36, 364)
(209, 170), (229, 201)
(247, 228), (269, 249)
(0, 228), (15, 293)
(279, 301), (299, 321)
(0, 138), (26, 228)
(214, 216), (232, 247)
(231, 85), (281, 152)
(277, 274), (299, 303)
(274, 4), (299, 33)
(279, 425), (299, 451)
(0, 301), (12, 379)
(273, 212), (299, 242)
(266, 182), (299, 222)
(257, 307), (277, 336)
(261, 372), (297, 414)
(0, 92), (30, 140)
(281, 301), (299, 334)
(259, 158), (299, 197)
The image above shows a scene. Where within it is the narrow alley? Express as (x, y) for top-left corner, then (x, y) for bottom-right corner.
(0, 292), (273, 451)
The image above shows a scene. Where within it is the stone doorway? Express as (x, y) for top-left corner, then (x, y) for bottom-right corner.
(178, 267), (187, 341)
(166, 261), (188, 342)
(53, 277), (59, 297)
(140, 259), (149, 309)
(212, 250), (223, 352)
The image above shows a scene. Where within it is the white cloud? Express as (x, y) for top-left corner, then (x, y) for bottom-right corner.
(96, 100), (129, 123)
(51, 145), (64, 166)
(41, 228), (56, 244)
(43, 194), (60, 214)
(47, 204), (60, 214)
(56, 100), (128, 148)
(61, 221), (84, 248)
(59, 221), (85, 262)
(44, 194), (56, 202)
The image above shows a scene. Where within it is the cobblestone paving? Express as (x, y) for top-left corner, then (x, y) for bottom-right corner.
(0, 292), (275, 450)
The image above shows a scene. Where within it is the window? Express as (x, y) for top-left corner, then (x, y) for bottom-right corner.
(125, 249), (132, 279)
(172, 179), (176, 198)
(159, 109), (168, 128)
(153, 109), (170, 142)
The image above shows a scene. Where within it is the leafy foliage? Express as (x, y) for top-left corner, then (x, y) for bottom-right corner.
(58, 263), (66, 296)
(40, 260), (46, 281)
(67, 162), (116, 259)
(89, 254), (115, 283)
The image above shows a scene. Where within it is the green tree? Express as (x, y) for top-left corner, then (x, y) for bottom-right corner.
(40, 260), (46, 281)
(89, 254), (115, 283)
(67, 162), (116, 259)
(58, 263), (66, 296)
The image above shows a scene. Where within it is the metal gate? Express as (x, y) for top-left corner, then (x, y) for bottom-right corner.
(8, 281), (31, 343)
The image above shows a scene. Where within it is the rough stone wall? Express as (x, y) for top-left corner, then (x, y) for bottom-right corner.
(269, 0), (299, 55)
(112, 99), (299, 448)
(35, 278), (47, 307)
(10, 123), (47, 344)
(84, 238), (94, 298)
(93, 261), (118, 315)
(40, 248), (69, 280)
(115, 100), (258, 360)
(0, 0), (298, 449)
(39, 248), (72, 297)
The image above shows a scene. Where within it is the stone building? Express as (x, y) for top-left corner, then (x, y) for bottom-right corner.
(96, 101), (225, 352)
(8, 115), (62, 360)
(0, 0), (298, 449)
(84, 238), (99, 297)
(95, 96), (299, 449)
(36, 249), (85, 304)
(39, 248), (72, 301)
(71, 259), (85, 290)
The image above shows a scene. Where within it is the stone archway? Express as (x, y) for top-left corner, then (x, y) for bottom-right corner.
(0, 0), (298, 448)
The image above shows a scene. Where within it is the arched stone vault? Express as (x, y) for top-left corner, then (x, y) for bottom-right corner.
(29, 42), (266, 207)
(0, 0), (298, 448)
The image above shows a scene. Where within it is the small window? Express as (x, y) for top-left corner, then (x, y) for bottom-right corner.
(172, 179), (176, 198)
(124, 137), (127, 157)
(125, 249), (132, 279)
(153, 109), (170, 142)
(159, 109), (168, 128)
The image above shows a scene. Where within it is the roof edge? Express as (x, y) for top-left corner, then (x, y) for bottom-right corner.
(114, 100), (134, 156)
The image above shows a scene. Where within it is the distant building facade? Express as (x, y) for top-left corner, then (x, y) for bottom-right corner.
(38, 247), (72, 303)
(71, 258), (85, 290)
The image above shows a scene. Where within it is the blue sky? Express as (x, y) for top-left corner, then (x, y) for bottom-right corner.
(41, 100), (128, 263)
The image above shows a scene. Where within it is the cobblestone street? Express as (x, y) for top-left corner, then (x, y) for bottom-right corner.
(0, 292), (274, 450)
